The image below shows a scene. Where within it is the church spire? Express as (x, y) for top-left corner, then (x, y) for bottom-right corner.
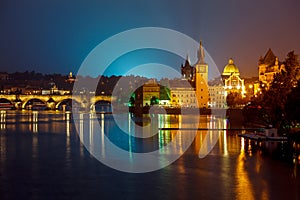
(197, 40), (206, 64)
(186, 54), (191, 65)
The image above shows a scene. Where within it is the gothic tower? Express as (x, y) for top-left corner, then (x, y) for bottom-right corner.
(194, 40), (209, 108)
(181, 55), (196, 87)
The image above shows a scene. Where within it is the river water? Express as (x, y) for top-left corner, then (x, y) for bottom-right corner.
(0, 110), (299, 199)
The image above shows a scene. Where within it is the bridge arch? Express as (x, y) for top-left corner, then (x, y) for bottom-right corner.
(0, 94), (114, 110)
(0, 98), (14, 109)
(22, 98), (47, 109)
(56, 98), (81, 110)
(93, 100), (111, 104)
(91, 96), (112, 103)
(91, 100), (112, 112)
(0, 98), (13, 104)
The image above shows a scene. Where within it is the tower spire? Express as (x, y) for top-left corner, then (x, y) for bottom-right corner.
(197, 40), (206, 64)
(186, 54), (191, 64)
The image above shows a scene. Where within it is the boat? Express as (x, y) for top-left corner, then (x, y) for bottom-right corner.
(238, 133), (266, 141)
(0, 102), (14, 110)
(238, 127), (288, 141)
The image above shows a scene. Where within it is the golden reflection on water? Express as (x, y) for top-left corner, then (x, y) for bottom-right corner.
(101, 113), (105, 158)
(66, 112), (71, 137)
(223, 131), (228, 156)
(32, 111), (38, 133)
(235, 138), (269, 200)
(0, 130), (6, 162)
(0, 111), (298, 198)
(65, 112), (71, 165)
(0, 111), (300, 199)
(179, 115), (270, 200)
(0, 110), (6, 131)
(235, 137), (255, 200)
(0, 111), (73, 134)
(89, 113), (94, 146)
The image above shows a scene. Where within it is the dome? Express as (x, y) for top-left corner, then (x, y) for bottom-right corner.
(222, 58), (240, 76)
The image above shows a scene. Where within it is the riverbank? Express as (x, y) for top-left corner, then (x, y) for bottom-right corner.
(129, 107), (246, 129)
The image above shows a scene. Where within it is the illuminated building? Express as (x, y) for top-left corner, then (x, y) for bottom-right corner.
(66, 72), (76, 83)
(222, 58), (246, 97)
(243, 77), (259, 98)
(181, 56), (196, 84)
(135, 79), (160, 107)
(194, 41), (209, 108)
(169, 40), (209, 108)
(208, 83), (226, 108)
(158, 86), (170, 106)
(169, 79), (197, 107)
(24, 87), (42, 95)
(258, 48), (285, 88)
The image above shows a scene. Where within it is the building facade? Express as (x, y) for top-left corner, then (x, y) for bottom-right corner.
(208, 83), (227, 109)
(135, 79), (160, 108)
(181, 56), (196, 85)
(170, 40), (209, 108)
(222, 58), (246, 98)
(258, 48), (285, 88)
(194, 41), (209, 108)
(169, 79), (197, 107)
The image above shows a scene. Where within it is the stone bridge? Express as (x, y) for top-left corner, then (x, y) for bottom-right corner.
(0, 94), (115, 110)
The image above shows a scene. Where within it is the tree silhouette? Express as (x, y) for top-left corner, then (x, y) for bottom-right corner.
(226, 92), (245, 108)
(285, 81), (300, 128)
(129, 96), (135, 107)
(256, 51), (300, 129)
(150, 96), (159, 105)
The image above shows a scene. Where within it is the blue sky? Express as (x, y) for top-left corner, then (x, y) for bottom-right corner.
(1, 0), (300, 78)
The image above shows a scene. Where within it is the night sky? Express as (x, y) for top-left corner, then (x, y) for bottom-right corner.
(1, 0), (300, 78)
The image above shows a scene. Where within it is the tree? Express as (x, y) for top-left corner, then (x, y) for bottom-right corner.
(285, 81), (300, 127)
(258, 51), (300, 128)
(150, 96), (159, 105)
(128, 96), (135, 107)
(226, 92), (245, 108)
(284, 51), (300, 82)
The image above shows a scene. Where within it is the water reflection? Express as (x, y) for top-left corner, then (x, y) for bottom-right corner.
(65, 111), (71, 164)
(0, 111), (298, 198)
(236, 137), (255, 200)
(32, 111), (38, 133)
(73, 113), (228, 173)
(0, 110), (72, 135)
(66, 111), (71, 137)
(0, 110), (6, 130)
(74, 114), (246, 167)
(101, 113), (106, 158)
